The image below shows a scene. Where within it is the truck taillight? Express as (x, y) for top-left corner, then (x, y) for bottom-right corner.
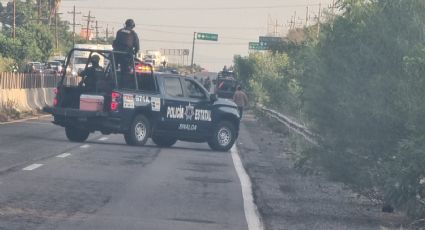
(111, 91), (121, 111)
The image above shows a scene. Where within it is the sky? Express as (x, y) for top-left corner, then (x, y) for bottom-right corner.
(59, 0), (334, 71)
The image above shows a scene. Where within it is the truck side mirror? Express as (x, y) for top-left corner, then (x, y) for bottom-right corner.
(210, 93), (218, 102)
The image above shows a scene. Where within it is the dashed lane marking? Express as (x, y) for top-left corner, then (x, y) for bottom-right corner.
(80, 144), (90, 149)
(56, 153), (71, 158)
(231, 145), (264, 230)
(98, 137), (109, 141)
(22, 164), (43, 171)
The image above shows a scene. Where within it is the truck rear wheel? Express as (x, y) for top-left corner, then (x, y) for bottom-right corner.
(65, 126), (89, 143)
(124, 114), (151, 146)
(152, 135), (177, 147)
(208, 121), (237, 152)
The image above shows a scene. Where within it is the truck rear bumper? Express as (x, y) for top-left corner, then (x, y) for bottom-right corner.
(43, 106), (124, 133)
(43, 107), (108, 118)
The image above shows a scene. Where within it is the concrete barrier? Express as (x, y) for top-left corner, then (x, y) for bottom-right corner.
(26, 89), (40, 110)
(0, 89), (31, 112)
(43, 88), (55, 106)
(0, 88), (55, 113)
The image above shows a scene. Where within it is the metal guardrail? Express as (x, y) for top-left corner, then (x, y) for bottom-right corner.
(0, 72), (62, 89)
(257, 105), (318, 145)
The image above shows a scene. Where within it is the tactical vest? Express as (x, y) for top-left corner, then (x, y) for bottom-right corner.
(114, 28), (135, 51)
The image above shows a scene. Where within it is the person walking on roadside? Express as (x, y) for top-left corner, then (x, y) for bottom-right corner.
(113, 19), (140, 73)
(233, 85), (248, 118)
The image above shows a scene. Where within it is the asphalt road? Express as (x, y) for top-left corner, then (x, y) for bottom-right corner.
(0, 116), (248, 230)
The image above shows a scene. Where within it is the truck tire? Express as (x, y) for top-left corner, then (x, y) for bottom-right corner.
(152, 135), (177, 147)
(65, 126), (89, 143)
(124, 114), (151, 146)
(208, 121), (237, 151)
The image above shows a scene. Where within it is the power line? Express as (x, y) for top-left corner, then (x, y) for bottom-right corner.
(141, 38), (248, 46)
(96, 20), (265, 31)
(60, 4), (320, 11)
(122, 27), (254, 41)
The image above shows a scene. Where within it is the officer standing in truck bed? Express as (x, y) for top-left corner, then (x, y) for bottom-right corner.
(113, 19), (140, 73)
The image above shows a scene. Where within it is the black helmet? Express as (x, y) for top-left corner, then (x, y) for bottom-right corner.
(125, 19), (135, 29)
(90, 55), (100, 65)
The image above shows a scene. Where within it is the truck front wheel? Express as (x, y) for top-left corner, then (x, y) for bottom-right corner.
(208, 121), (237, 151)
(124, 114), (151, 146)
(65, 126), (89, 143)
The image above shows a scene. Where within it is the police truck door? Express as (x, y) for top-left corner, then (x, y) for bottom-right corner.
(160, 77), (186, 134)
(181, 78), (212, 136)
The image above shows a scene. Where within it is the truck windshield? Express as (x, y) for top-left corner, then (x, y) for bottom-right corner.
(74, 57), (89, 65)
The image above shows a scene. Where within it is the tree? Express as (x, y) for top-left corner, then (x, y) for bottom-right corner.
(0, 1), (35, 28)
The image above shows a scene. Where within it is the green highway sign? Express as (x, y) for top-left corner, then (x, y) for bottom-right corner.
(196, 32), (218, 41)
(259, 36), (282, 44)
(249, 42), (268, 50)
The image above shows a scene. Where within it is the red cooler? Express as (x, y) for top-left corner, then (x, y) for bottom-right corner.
(79, 94), (104, 111)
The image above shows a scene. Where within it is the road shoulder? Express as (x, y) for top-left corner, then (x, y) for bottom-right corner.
(236, 112), (408, 230)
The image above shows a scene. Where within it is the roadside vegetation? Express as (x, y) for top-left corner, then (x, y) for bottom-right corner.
(0, 0), (107, 72)
(234, 0), (425, 222)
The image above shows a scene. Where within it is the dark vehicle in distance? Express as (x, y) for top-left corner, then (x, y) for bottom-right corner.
(44, 61), (63, 76)
(24, 62), (43, 74)
(44, 48), (240, 151)
(215, 70), (238, 99)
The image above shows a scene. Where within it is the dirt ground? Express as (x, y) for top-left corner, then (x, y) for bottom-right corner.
(237, 111), (409, 230)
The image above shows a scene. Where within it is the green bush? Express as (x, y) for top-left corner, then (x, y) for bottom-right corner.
(0, 56), (15, 72)
(234, 0), (425, 220)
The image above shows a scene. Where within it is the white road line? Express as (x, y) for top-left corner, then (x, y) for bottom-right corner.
(21, 121), (51, 125)
(0, 115), (51, 125)
(56, 153), (71, 158)
(80, 144), (90, 149)
(231, 145), (264, 230)
(98, 137), (109, 141)
(22, 164), (43, 171)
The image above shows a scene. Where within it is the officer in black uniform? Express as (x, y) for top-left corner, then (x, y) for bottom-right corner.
(113, 19), (140, 73)
(79, 55), (104, 91)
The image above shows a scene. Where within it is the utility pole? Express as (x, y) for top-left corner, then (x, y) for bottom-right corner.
(287, 16), (295, 30)
(104, 24), (109, 41)
(191, 32), (196, 70)
(94, 20), (102, 43)
(67, 5), (81, 46)
(48, 0), (51, 26)
(331, 0), (336, 15)
(274, 19), (278, 36)
(54, 12), (63, 52)
(37, 0), (42, 24)
(317, 1), (322, 38)
(12, 0), (16, 40)
(305, 6), (309, 27)
(83, 11), (95, 41)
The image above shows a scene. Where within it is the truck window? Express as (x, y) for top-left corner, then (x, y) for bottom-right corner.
(137, 73), (157, 92)
(116, 57), (137, 90)
(74, 57), (89, 65)
(164, 77), (184, 97)
(184, 79), (207, 99)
